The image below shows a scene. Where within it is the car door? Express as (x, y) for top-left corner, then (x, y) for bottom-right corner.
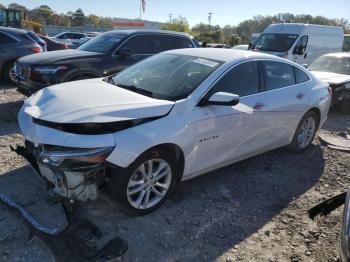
(292, 35), (309, 65)
(262, 61), (311, 145)
(110, 34), (153, 73)
(188, 61), (272, 175)
(0, 31), (19, 70)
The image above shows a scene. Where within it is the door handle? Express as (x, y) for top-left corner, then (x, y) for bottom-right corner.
(296, 93), (305, 100)
(253, 103), (265, 111)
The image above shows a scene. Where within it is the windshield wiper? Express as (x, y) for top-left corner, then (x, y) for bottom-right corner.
(116, 84), (154, 98)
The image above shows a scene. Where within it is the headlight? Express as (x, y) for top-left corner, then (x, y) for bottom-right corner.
(33, 65), (68, 75)
(38, 146), (114, 170)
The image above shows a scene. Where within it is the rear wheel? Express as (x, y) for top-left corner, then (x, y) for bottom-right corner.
(3, 62), (16, 84)
(106, 148), (177, 216)
(288, 111), (318, 152)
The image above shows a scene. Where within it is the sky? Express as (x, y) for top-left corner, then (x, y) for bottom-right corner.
(2, 0), (350, 26)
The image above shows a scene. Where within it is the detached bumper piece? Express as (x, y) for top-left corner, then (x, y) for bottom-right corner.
(308, 192), (346, 220)
(0, 192), (128, 261)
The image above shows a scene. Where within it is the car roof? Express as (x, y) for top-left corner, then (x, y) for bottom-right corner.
(0, 26), (28, 34)
(165, 48), (290, 63)
(321, 52), (350, 58)
(104, 29), (192, 37)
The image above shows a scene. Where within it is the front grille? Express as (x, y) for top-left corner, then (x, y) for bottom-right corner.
(15, 62), (31, 80)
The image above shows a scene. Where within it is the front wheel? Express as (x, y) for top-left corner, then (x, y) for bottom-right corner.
(3, 62), (16, 84)
(288, 111), (318, 152)
(106, 149), (177, 216)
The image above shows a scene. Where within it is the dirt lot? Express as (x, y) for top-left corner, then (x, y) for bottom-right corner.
(0, 82), (349, 262)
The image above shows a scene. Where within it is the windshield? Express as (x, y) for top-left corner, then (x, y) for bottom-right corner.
(251, 33), (298, 52)
(78, 33), (125, 53)
(309, 56), (350, 75)
(111, 53), (223, 101)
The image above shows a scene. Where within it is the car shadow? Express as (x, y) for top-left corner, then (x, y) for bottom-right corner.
(0, 100), (23, 122)
(80, 144), (325, 261)
(0, 144), (325, 261)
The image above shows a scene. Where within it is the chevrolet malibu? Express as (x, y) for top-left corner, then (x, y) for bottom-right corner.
(17, 49), (331, 215)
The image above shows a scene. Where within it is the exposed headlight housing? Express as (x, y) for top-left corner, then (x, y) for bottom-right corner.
(33, 65), (68, 75)
(37, 145), (114, 170)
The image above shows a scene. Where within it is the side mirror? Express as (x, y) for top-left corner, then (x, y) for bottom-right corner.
(248, 43), (252, 50)
(206, 92), (240, 106)
(293, 46), (305, 55)
(117, 47), (133, 57)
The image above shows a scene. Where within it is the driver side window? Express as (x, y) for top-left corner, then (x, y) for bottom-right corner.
(294, 35), (308, 55)
(209, 61), (260, 97)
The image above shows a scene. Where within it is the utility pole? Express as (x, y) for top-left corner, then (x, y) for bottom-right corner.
(168, 13), (172, 23)
(208, 12), (213, 32)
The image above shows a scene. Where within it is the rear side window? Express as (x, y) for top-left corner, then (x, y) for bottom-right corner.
(0, 32), (17, 44)
(122, 35), (152, 54)
(263, 61), (295, 91)
(294, 67), (309, 83)
(209, 61), (260, 97)
(151, 35), (195, 53)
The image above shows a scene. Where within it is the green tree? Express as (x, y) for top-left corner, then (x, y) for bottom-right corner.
(72, 8), (85, 26)
(161, 15), (190, 33)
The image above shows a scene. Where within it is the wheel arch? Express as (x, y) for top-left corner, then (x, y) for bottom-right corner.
(63, 70), (101, 82)
(140, 143), (185, 183)
(308, 107), (321, 128)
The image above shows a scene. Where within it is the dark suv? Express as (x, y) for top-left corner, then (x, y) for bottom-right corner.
(0, 27), (43, 83)
(15, 30), (200, 94)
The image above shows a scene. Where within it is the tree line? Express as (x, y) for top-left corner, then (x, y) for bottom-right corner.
(3, 3), (350, 45)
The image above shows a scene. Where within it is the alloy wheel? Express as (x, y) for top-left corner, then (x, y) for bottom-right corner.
(127, 159), (172, 210)
(297, 116), (316, 148)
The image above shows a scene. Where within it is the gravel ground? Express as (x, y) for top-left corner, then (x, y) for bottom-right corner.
(0, 82), (349, 262)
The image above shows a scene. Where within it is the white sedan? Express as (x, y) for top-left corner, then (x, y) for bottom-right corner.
(18, 49), (331, 215)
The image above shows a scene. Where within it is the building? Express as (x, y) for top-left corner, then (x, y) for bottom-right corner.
(111, 18), (163, 30)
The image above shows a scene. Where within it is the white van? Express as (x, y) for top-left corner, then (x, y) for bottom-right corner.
(250, 23), (344, 65)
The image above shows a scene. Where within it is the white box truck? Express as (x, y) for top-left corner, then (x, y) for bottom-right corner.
(250, 23), (344, 65)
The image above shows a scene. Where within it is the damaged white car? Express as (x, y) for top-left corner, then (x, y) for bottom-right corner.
(17, 49), (331, 215)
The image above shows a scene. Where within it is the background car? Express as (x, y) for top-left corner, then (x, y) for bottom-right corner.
(0, 26), (43, 83)
(17, 49), (331, 215)
(53, 31), (88, 45)
(308, 52), (350, 113)
(232, 44), (249, 50)
(15, 29), (200, 94)
(39, 35), (70, 51)
(26, 31), (47, 52)
(70, 36), (93, 49)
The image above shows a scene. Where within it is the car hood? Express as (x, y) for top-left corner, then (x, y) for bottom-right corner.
(17, 49), (104, 65)
(311, 71), (350, 85)
(22, 78), (175, 123)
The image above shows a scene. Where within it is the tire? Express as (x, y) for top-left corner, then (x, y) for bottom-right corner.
(106, 148), (178, 216)
(3, 62), (16, 84)
(287, 111), (319, 152)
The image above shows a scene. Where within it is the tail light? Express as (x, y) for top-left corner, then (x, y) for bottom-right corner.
(63, 44), (69, 49)
(30, 47), (42, 53)
(328, 86), (333, 97)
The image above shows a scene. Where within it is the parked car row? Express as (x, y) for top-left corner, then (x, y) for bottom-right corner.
(14, 29), (200, 94)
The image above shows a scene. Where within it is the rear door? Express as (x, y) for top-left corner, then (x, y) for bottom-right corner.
(262, 61), (311, 144)
(188, 61), (272, 175)
(0, 31), (20, 69)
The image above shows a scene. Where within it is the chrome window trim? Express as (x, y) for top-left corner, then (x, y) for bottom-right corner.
(0, 31), (20, 43)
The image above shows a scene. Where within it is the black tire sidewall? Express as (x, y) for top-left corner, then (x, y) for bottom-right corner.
(288, 111), (318, 152)
(107, 148), (177, 216)
(3, 62), (15, 84)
